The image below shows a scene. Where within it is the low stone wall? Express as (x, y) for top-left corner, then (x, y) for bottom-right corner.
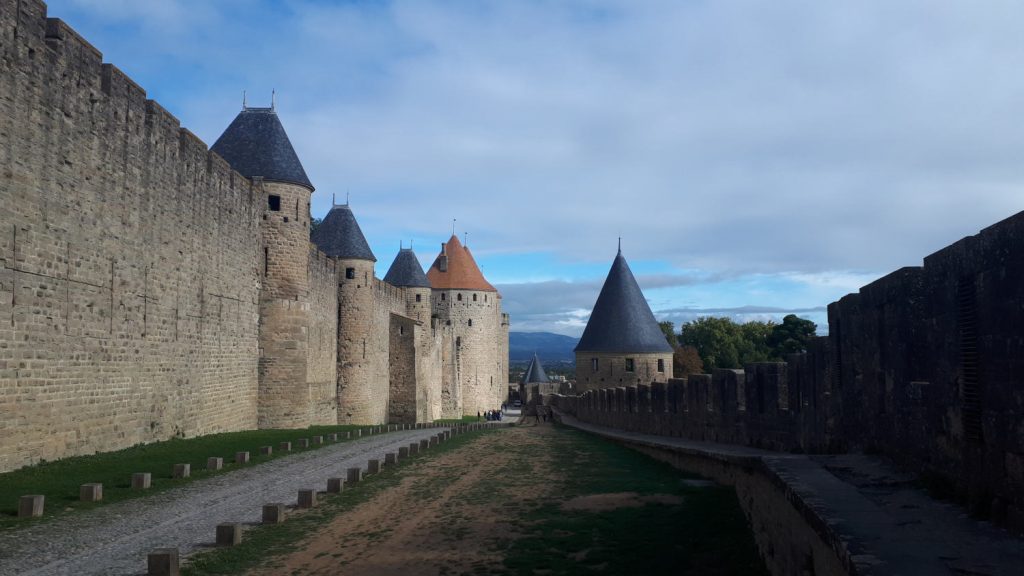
(552, 411), (861, 576)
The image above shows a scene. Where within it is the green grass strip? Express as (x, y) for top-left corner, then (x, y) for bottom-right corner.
(0, 423), (412, 530)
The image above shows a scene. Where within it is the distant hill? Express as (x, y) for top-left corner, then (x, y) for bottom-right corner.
(509, 332), (580, 363)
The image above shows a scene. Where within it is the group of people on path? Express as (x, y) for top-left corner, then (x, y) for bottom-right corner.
(479, 409), (504, 421)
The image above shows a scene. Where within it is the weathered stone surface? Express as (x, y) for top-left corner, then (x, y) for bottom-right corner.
(384, 452), (397, 465)
(235, 452), (250, 465)
(327, 477), (344, 493)
(297, 489), (317, 508)
(172, 464), (190, 479)
(147, 548), (179, 576)
(279, 442), (292, 452)
(259, 446), (272, 456)
(215, 523), (241, 546)
(206, 457), (223, 471)
(346, 467), (363, 484)
(18, 495), (43, 518)
(366, 459), (380, 474)
(79, 481), (102, 500)
(262, 503), (286, 524)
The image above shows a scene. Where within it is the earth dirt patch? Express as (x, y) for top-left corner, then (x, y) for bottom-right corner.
(252, 425), (560, 576)
(559, 492), (684, 512)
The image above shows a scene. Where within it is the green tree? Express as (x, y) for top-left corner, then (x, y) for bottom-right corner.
(310, 217), (323, 237)
(673, 345), (704, 377)
(659, 321), (680, 349)
(767, 314), (817, 356)
(679, 317), (742, 370)
(738, 320), (775, 363)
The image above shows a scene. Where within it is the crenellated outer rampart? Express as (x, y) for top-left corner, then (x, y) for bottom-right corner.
(553, 209), (1024, 535)
(0, 1), (263, 472)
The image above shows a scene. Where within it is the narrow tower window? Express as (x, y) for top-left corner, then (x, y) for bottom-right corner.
(591, 358), (599, 371)
(346, 267), (356, 279)
(457, 293), (463, 301)
(441, 293), (446, 301)
(625, 358), (635, 372)
(468, 319), (473, 327)
(415, 294), (421, 302)
(657, 359), (665, 373)
(473, 294), (477, 302)
(268, 194), (281, 211)
(264, 247), (269, 276)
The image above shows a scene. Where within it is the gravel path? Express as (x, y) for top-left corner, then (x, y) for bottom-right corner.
(0, 427), (450, 576)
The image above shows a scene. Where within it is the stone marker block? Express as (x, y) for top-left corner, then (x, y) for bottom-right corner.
(172, 464), (190, 479)
(298, 438), (310, 448)
(216, 523), (242, 546)
(18, 495), (44, 518)
(347, 467), (363, 484)
(346, 431), (352, 439)
(385, 452), (397, 465)
(328, 433), (338, 442)
(260, 446), (272, 456)
(132, 472), (152, 490)
(327, 477), (344, 493)
(147, 547), (179, 576)
(297, 489), (317, 508)
(399, 446), (410, 458)
(235, 451), (250, 465)
(207, 457), (223, 471)
(313, 435), (324, 445)
(420, 439), (429, 451)
(429, 436), (438, 446)
(368, 428), (374, 435)
(80, 483), (103, 502)
(279, 441), (292, 452)
(262, 503), (286, 524)
(409, 443), (419, 455)
(367, 459), (380, 474)
(356, 429), (362, 437)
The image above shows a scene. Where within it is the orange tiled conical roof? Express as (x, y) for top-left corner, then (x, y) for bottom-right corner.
(427, 235), (497, 292)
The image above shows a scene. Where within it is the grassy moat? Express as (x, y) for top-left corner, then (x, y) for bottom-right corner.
(186, 423), (767, 575)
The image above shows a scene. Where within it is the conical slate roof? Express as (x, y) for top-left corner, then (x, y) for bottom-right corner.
(383, 248), (431, 288)
(312, 204), (376, 261)
(211, 107), (313, 190)
(520, 353), (550, 384)
(575, 249), (673, 354)
(427, 235), (497, 292)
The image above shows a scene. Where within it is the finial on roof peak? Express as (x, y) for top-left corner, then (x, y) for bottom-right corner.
(618, 236), (622, 254)
(242, 89), (247, 111)
(451, 218), (457, 236)
(271, 89), (276, 111)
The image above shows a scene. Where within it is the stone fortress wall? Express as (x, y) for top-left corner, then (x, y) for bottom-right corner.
(0, 1), (263, 473)
(0, 0), (508, 473)
(551, 209), (1024, 533)
(431, 288), (507, 416)
(574, 351), (672, 392)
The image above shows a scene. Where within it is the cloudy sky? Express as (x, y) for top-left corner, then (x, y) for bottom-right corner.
(45, 0), (1024, 336)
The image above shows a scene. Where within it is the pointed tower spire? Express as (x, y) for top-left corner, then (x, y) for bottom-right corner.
(384, 246), (431, 288)
(311, 203), (376, 261)
(574, 247), (672, 354)
(211, 98), (312, 190)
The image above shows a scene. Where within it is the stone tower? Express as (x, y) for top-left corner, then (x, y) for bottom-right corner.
(428, 235), (506, 416)
(383, 247), (432, 323)
(312, 202), (379, 424)
(212, 104), (315, 428)
(574, 246), (673, 393)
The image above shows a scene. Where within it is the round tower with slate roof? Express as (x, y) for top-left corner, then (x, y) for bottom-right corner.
(383, 246), (432, 323)
(574, 246), (673, 393)
(212, 101), (316, 428)
(428, 235), (507, 417)
(312, 201), (380, 424)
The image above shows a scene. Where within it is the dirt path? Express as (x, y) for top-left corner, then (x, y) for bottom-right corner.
(254, 423), (559, 576)
(0, 428), (448, 576)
